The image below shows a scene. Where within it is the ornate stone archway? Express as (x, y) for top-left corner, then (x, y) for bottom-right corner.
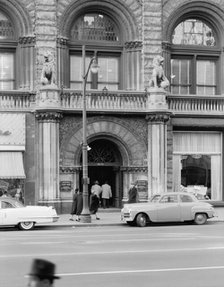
(61, 120), (147, 167)
(60, 119), (148, 206)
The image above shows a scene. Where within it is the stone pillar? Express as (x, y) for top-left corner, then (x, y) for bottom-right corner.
(147, 88), (171, 197)
(35, 87), (62, 211)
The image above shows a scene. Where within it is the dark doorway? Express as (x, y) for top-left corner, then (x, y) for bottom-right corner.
(79, 138), (122, 207)
(88, 166), (116, 207)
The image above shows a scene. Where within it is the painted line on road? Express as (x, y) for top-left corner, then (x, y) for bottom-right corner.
(1, 246), (224, 259)
(57, 265), (224, 277)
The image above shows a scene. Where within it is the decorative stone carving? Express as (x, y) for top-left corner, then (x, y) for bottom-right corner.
(60, 166), (81, 173)
(57, 36), (68, 46)
(146, 113), (171, 123)
(19, 36), (36, 45)
(40, 50), (56, 87)
(125, 41), (143, 50)
(148, 55), (169, 90)
(120, 166), (148, 173)
(37, 88), (60, 107)
(35, 112), (63, 123)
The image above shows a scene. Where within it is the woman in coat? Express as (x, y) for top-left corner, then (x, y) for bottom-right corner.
(69, 188), (78, 221)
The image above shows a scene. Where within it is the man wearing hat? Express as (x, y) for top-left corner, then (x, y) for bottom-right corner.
(26, 258), (60, 287)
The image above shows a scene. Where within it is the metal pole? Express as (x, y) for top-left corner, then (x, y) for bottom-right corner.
(80, 45), (91, 223)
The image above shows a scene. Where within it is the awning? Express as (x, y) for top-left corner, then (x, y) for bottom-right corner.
(0, 152), (26, 179)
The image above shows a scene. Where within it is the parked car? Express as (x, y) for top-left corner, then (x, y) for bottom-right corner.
(0, 197), (59, 230)
(121, 192), (215, 227)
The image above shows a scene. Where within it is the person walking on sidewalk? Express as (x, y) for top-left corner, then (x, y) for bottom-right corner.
(90, 180), (102, 220)
(102, 181), (112, 208)
(128, 182), (139, 203)
(70, 188), (83, 221)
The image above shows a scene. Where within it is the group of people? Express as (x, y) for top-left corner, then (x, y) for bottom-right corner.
(69, 180), (112, 221)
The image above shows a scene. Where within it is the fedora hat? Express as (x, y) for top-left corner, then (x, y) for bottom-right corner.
(27, 259), (60, 279)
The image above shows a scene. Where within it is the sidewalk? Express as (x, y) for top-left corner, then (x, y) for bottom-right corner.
(39, 207), (224, 228)
(40, 208), (124, 228)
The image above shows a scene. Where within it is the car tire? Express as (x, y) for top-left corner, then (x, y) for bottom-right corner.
(194, 213), (207, 225)
(136, 213), (148, 227)
(18, 221), (35, 231)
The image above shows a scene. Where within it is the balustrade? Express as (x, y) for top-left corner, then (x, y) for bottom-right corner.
(0, 89), (224, 116)
(0, 91), (35, 110)
(168, 94), (224, 114)
(61, 90), (147, 112)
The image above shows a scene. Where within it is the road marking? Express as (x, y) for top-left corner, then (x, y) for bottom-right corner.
(1, 246), (224, 258)
(58, 265), (224, 277)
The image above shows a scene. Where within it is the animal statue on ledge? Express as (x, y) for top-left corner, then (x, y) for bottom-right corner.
(149, 55), (170, 89)
(40, 51), (56, 86)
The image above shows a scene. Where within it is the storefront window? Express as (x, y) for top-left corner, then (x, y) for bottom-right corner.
(0, 179), (24, 203)
(173, 132), (222, 200)
(181, 155), (211, 198)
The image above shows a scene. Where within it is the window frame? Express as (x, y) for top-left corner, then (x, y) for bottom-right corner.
(69, 45), (123, 90)
(171, 44), (221, 95)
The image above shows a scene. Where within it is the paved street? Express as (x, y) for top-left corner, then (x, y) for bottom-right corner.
(1, 223), (224, 287)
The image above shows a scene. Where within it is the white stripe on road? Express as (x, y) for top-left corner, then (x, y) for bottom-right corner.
(1, 246), (224, 258)
(58, 265), (224, 277)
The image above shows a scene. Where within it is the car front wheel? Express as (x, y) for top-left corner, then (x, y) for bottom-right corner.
(194, 213), (207, 225)
(18, 221), (35, 231)
(136, 213), (148, 227)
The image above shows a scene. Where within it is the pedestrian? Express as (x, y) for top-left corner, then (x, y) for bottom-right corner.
(75, 188), (83, 221)
(128, 181), (139, 203)
(101, 181), (112, 208)
(69, 188), (78, 221)
(25, 258), (60, 287)
(90, 180), (102, 220)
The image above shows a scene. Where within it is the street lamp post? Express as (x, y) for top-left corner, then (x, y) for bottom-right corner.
(79, 45), (99, 223)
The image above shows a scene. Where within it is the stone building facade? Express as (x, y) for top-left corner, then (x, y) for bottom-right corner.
(0, 0), (224, 213)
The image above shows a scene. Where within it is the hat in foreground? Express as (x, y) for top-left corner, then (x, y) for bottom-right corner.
(27, 259), (60, 279)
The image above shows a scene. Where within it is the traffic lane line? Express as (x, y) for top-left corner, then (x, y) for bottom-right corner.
(57, 265), (224, 277)
(1, 246), (224, 258)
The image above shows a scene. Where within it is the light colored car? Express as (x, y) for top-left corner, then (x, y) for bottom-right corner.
(121, 192), (215, 227)
(0, 197), (59, 230)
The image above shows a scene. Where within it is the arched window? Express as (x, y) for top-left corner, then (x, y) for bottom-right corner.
(170, 19), (219, 95)
(69, 13), (121, 90)
(0, 11), (15, 90)
(71, 14), (119, 42)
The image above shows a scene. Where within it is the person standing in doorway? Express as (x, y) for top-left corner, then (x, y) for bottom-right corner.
(90, 180), (102, 220)
(128, 182), (139, 203)
(101, 181), (112, 208)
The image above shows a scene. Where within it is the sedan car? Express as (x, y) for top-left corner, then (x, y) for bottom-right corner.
(121, 192), (215, 227)
(0, 197), (59, 230)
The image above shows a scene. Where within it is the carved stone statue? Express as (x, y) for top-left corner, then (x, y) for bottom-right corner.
(149, 55), (169, 89)
(41, 51), (56, 86)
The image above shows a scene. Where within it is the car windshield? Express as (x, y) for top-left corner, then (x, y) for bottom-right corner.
(149, 195), (161, 202)
(13, 200), (24, 208)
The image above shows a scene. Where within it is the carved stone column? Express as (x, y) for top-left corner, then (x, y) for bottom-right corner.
(147, 88), (171, 197)
(35, 112), (63, 210)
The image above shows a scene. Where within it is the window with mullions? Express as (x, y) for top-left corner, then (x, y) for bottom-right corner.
(171, 19), (218, 95)
(69, 13), (121, 90)
(171, 57), (217, 95)
(70, 54), (119, 90)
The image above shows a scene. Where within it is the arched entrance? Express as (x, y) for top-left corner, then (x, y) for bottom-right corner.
(80, 139), (122, 207)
